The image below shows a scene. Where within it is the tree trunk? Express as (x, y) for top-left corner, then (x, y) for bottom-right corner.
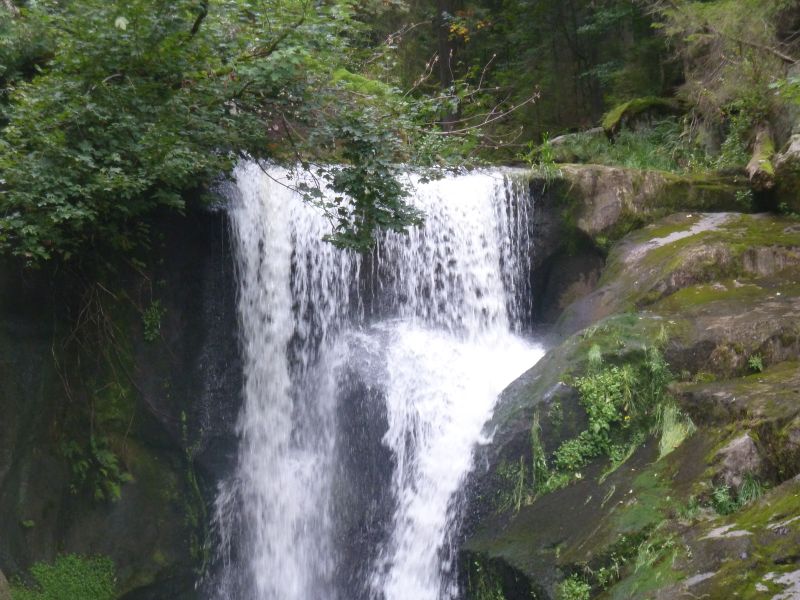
(436, 0), (457, 130)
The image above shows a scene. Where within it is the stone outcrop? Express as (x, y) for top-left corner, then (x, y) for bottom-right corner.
(462, 205), (800, 599)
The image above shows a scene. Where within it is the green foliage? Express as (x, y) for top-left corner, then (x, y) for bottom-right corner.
(656, 403), (695, 459)
(710, 484), (738, 515)
(519, 133), (562, 184)
(737, 472), (766, 506)
(648, 0), (797, 149)
(180, 410), (209, 572)
(10, 554), (116, 600)
(467, 561), (507, 600)
(735, 189), (754, 211)
(60, 435), (132, 502)
(770, 76), (800, 105)
(495, 456), (528, 514)
(715, 108), (753, 169)
(142, 300), (166, 343)
(550, 347), (681, 483)
(709, 474), (766, 515)
(553, 118), (717, 174)
(556, 575), (591, 600)
(748, 353), (764, 373)
(0, 0), (429, 262)
(677, 495), (701, 521)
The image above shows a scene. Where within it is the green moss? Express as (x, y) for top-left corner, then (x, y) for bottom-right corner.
(641, 171), (746, 214)
(331, 68), (395, 97)
(602, 97), (680, 133)
(641, 214), (702, 240)
(652, 280), (767, 312)
(601, 548), (681, 600)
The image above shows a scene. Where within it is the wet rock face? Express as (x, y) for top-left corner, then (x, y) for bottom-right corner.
(0, 209), (243, 598)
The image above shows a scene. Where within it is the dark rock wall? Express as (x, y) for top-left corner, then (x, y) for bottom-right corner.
(0, 209), (242, 598)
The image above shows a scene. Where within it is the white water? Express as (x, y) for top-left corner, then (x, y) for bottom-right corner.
(212, 164), (544, 600)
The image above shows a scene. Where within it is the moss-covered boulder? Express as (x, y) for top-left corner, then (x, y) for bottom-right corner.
(463, 207), (800, 599)
(558, 212), (800, 335)
(602, 97), (683, 137)
(527, 167), (749, 325)
(556, 166), (746, 242)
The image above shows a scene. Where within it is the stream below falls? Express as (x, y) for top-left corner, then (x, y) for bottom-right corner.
(209, 163), (545, 600)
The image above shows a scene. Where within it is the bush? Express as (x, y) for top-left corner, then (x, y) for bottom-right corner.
(556, 575), (591, 600)
(11, 555), (116, 600)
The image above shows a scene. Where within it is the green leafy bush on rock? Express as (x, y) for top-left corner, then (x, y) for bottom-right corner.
(11, 555), (116, 600)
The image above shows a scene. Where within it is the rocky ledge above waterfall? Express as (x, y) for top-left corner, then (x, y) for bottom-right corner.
(462, 200), (800, 599)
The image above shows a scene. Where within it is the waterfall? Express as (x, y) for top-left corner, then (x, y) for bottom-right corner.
(211, 163), (544, 600)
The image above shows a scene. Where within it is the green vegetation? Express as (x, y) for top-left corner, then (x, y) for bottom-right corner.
(556, 575), (591, 600)
(548, 347), (680, 482)
(551, 118), (723, 174)
(711, 474), (767, 515)
(748, 353), (764, 373)
(10, 555), (116, 600)
(466, 561), (506, 600)
(142, 300), (166, 343)
(60, 435), (132, 502)
(0, 0), (456, 262)
(519, 134), (562, 184)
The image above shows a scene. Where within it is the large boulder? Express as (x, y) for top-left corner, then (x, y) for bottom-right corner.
(557, 212), (800, 335)
(526, 167), (747, 325)
(462, 209), (800, 599)
(558, 165), (745, 240)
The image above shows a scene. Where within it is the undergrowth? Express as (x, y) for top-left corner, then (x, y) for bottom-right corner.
(711, 473), (766, 516)
(496, 338), (695, 510)
(10, 554), (116, 600)
(552, 116), (750, 174)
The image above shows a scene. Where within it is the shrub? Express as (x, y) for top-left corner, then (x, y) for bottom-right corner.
(556, 575), (591, 600)
(11, 555), (116, 600)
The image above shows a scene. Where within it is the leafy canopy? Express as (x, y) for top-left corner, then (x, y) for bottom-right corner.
(0, 0), (431, 261)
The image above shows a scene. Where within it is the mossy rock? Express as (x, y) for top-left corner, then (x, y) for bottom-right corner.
(602, 97), (682, 137)
(615, 477), (800, 600)
(557, 212), (800, 336)
(554, 165), (746, 244)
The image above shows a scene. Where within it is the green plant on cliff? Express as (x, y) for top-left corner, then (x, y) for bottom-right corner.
(556, 575), (591, 600)
(748, 353), (764, 373)
(710, 473), (767, 515)
(61, 435), (132, 502)
(142, 300), (166, 343)
(10, 554), (116, 600)
(545, 346), (692, 489)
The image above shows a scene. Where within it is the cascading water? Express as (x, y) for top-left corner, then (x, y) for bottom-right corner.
(211, 163), (544, 600)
